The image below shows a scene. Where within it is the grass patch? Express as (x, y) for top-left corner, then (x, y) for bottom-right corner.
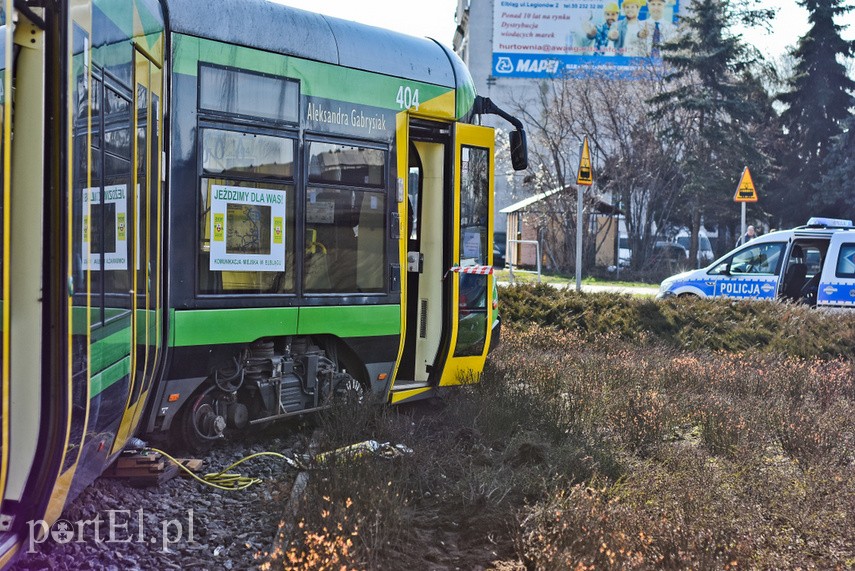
(275, 289), (855, 569)
(494, 269), (654, 289)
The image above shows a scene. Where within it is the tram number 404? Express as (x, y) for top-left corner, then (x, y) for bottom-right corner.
(396, 86), (420, 111)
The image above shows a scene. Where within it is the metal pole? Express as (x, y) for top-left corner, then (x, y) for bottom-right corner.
(615, 213), (620, 280)
(575, 184), (583, 292)
(740, 202), (746, 245)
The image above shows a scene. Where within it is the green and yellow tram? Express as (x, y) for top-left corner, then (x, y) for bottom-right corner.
(0, 0), (526, 564)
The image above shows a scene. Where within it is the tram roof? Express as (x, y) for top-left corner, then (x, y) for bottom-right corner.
(165, 0), (466, 90)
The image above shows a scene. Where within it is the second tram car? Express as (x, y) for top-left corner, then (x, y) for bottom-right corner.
(0, 0), (527, 564)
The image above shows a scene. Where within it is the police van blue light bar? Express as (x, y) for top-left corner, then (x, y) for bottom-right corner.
(806, 217), (854, 228)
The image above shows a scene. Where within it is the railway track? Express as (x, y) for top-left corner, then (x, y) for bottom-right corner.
(12, 423), (314, 570)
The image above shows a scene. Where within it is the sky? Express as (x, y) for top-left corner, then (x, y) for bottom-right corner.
(270, 0), (855, 61)
(269, 0), (460, 48)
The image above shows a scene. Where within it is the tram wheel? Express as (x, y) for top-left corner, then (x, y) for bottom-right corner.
(333, 374), (365, 406)
(178, 390), (224, 454)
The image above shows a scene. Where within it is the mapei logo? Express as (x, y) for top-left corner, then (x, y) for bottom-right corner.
(495, 57), (514, 74)
(515, 58), (560, 74)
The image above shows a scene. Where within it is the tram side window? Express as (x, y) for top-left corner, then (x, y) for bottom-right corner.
(199, 65), (299, 124)
(98, 85), (133, 319)
(198, 129), (296, 294)
(305, 142), (386, 293)
(455, 145), (490, 358)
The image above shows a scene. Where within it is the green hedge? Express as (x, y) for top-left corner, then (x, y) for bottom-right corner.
(499, 284), (855, 360)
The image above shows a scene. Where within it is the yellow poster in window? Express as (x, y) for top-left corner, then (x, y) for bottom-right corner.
(273, 216), (283, 245)
(213, 213), (225, 242)
(117, 212), (126, 241)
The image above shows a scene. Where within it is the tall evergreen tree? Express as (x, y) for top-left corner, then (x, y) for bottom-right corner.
(774, 0), (854, 226)
(817, 115), (855, 220)
(779, 0), (855, 163)
(650, 0), (774, 260)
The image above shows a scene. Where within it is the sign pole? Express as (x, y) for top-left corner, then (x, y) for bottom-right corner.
(576, 184), (583, 292)
(733, 166), (758, 245)
(575, 136), (593, 292)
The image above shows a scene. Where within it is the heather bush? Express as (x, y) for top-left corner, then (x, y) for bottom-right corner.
(499, 284), (855, 359)
(281, 289), (855, 569)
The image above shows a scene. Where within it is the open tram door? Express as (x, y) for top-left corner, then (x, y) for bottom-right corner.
(439, 124), (496, 384)
(0, 1), (13, 560)
(0, 1), (70, 564)
(392, 119), (497, 402)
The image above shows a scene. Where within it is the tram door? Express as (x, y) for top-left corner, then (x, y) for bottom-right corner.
(0, 0), (68, 555)
(0, 0), (13, 538)
(398, 132), (446, 387)
(438, 124), (495, 384)
(111, 50), (163, 454)
(398, 121), (495, 390)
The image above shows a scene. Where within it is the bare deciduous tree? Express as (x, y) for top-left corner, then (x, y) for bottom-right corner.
(507, 65), (688, 273)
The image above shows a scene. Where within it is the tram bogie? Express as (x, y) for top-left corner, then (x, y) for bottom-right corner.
(156, 336), (362, 451)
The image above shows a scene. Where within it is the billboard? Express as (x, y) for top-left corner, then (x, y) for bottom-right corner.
(492, 0), (681, 78)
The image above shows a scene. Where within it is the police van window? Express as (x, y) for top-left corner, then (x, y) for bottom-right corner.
(729, 243), (785, 275)
(710, 242), (785, 276)
(836, 244), (855, 278)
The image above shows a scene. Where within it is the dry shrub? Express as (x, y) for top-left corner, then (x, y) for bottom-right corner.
(273, 497), (358, 570)
(278, 288), (855, 569)
(499, 284), (855, 359)
(518, 466), (751, 570)
(500, 321), (855, 569)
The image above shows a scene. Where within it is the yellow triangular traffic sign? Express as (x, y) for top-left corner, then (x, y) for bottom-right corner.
(733, 167), (758, 202)
(576, 136), (593, 186)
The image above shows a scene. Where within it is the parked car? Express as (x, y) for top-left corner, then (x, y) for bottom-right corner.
(675, 230), (715, 267)
(653, 241), (688, 263)
(619, 238), (688, 268)
(493, 243), (506, 268)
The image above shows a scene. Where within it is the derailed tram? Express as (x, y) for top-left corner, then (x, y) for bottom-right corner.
(0, 0), (527, 564)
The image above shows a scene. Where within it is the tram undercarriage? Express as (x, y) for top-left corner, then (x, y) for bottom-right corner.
(157, 338), (362, 452)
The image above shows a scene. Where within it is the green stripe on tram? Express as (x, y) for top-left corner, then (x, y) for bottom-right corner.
(90, 326), (131, 375)
(172, 34), (452, 110)
(171, 307), (300, 347)
(170, 305), (400, 347)
(297, 305), (400, 337)
(91, 356), (131, 397)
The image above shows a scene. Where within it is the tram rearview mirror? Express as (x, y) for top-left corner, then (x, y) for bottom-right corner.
(510, 129), (528, 171)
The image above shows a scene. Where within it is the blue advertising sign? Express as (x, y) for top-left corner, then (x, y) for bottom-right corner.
(492, 0), (682, 78)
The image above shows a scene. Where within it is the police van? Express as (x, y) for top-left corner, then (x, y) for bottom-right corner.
(656, 217), (855, 309)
